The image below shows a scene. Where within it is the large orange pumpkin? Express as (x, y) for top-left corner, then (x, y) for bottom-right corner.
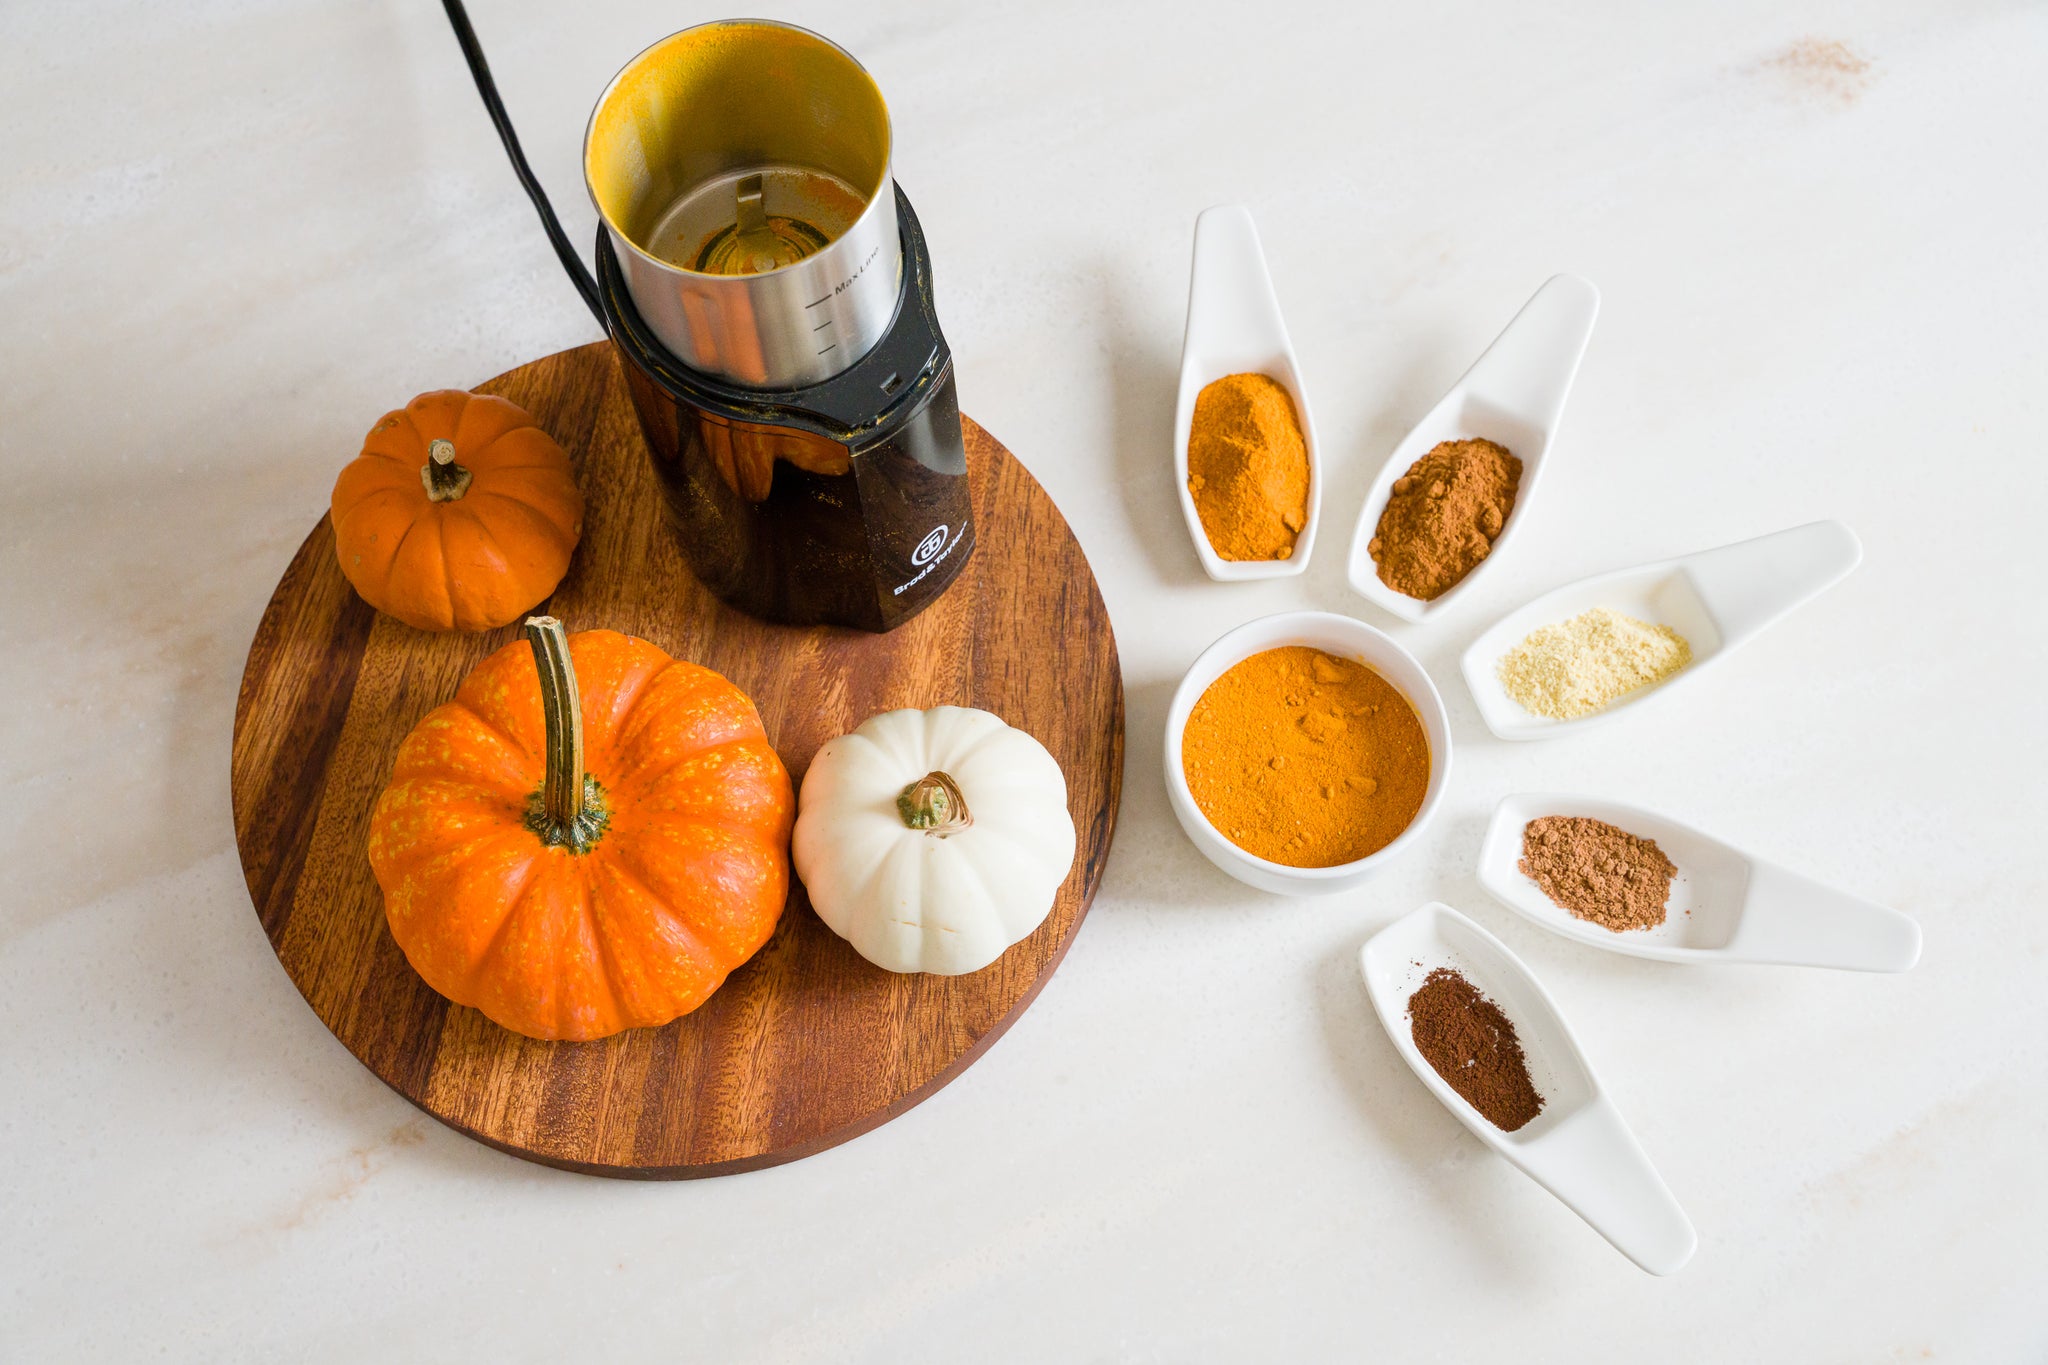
(332, 390), (584, 632)
(367, 618), (793, 1040)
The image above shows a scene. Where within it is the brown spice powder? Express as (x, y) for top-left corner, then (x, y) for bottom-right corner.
(1369, 437), (1521, 600)
(1185, 373), (1309, 562)
(1407, 968), (1544, 1132)
(1519, 816), (1678, 933)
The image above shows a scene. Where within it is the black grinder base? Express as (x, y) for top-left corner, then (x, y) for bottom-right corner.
(598, 187), (974, 633)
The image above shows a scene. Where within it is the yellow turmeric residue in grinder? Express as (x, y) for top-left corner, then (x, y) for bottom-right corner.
(1182, 646), (1430, 867)
(1186, 373), (1308, 561)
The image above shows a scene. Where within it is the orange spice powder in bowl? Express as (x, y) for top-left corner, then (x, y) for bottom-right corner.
(1163, 612), (1452, 896)
(1183, 646), (1428, 868)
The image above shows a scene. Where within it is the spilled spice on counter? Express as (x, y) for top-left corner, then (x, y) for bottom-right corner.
(1369, 437), (1521, 599)
(1181, 645), (1428, 867)
(1185, 373), (1309, 561)
(1497, 606), (1691, 719)
(1407, 968), (1544, 1132)
(1520, 816), (1678, 933)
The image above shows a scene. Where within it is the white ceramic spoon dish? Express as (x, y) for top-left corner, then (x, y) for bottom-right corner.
(1164, 611), (1450, 895)
(1360, 903), (1697, 1275)
(1174, 204), (1322, 580)
(1477, 793), (1922, 971)
(1459, 519), (1863, 740)
(1346, 274), (1600, 622)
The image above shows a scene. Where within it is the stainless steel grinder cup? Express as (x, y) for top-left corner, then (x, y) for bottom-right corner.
(584, 21), (903, 389)
(581, 19), (974, 633)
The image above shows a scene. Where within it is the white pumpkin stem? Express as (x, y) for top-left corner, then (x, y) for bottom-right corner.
(524, 615), (606, 852)
(899, 771), (972, 836)
(421, 437), (473, 502)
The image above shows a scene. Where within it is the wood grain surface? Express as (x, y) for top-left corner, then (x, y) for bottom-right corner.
(231, 341), (1124, 1178)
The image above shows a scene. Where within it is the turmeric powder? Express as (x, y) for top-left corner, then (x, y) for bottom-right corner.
(1182, 646), (1430, 867)
(1185, 373), (1308, 561)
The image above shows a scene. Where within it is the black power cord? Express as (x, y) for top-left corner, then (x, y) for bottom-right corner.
(440, 0), (606, 325)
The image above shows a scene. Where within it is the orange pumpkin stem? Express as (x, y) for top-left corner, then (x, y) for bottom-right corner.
(523, 615), (608, 852)
(421, 437), (474, 502)
(897, 771), (972, 836)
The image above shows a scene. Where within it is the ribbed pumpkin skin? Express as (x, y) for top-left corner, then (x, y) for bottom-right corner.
(367, 630), (793, 1041)
(333, 390), (584, 632)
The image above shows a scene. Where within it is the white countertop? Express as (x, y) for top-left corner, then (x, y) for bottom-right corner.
(5, 0), (2044, 1357)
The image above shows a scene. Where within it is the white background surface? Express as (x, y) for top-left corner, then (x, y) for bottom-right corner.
(4, 0), (2044, 1358)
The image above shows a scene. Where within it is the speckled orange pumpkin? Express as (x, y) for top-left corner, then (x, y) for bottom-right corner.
(367, 619), (792, 1040)
(332, 390), (583, 632)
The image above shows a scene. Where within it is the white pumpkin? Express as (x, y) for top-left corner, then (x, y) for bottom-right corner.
(793, 706), (1077, 975)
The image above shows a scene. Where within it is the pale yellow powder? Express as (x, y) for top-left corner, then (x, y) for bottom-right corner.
(1497, 607), (1692, 719)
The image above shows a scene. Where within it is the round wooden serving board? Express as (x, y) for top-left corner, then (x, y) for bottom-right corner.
(232, 341), (1123, 1178)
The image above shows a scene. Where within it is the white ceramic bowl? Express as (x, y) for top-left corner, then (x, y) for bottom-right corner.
(1458, 520), (1862, 741)
(1345, 275), (1599, 622)
(1360, 903), (1697, 1274)
(1476, 792), (1920, 970)
(1173, 205), (1322, 581)
(1163, 611), (1452, 895)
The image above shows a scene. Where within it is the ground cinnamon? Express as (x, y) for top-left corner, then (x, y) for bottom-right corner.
(1407, 968), (1544, 1132)
(1181, 645), (1429, 867)
(1369, 437), (1520, 599)
(1519, 816), (1678, 933)
(1185, 373), (1309, 561)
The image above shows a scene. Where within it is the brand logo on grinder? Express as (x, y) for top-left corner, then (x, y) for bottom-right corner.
(911, 525), (950, 566)
(894, 523), (963, 597)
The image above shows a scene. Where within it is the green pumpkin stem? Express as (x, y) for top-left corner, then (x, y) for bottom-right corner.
(524, 616), (608, 853)
(421, 437), (473, 502)
(898, 771), (973, 836)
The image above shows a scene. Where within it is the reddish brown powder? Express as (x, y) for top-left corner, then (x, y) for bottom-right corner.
(1407, 968), (1544, 1132)
(1519, 816), (1677, 933)
(1369, 437), (1521, 600)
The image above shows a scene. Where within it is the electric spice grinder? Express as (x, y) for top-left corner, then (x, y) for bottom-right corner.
(583, 21), (974, 632)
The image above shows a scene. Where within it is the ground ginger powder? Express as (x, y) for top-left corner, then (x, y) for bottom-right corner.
(1186, 373), (1309, 561)
(1182, 646), (1429, 867)
(1497, 607), (1692, 719)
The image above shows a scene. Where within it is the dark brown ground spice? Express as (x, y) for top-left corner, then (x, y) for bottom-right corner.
(1519, 816), (1678, 933)
(1407, 967), (1544, 1132)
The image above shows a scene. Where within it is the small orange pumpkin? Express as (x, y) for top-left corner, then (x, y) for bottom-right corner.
(367, 617), (793, 1040)
(332, 390), (584, 632)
